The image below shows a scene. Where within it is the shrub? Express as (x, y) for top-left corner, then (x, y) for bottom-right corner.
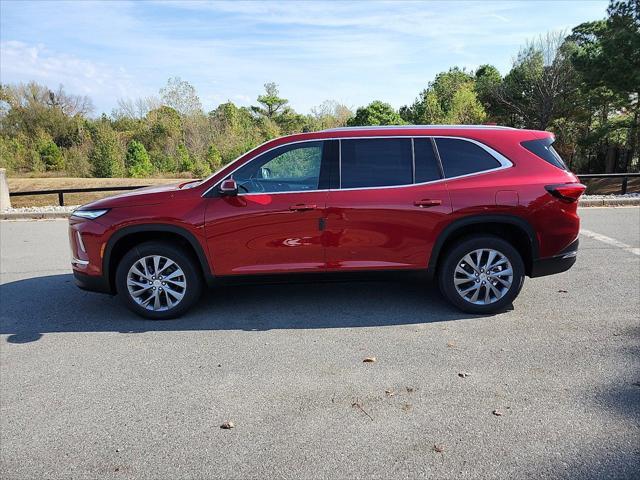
(38, 138), (65, 171)
(176, 144), (194, 172)
(89, 122), (124, 177)
(64, 145), (92, 177)
(125, 140), (153, 177)
(192, 160), (212, 178)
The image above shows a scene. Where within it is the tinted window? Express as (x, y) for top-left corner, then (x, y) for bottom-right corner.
(341, 138), (412, 188)
(233, 142), (323, 193)
(435, 138), (501, 178)
(521, 138), (567, 170)
(414, 138), (442, 183)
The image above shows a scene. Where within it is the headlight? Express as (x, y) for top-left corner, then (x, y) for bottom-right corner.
(72, 209), (110, 220)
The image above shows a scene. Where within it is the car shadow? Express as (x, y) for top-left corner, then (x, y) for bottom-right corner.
(0, 273), (501, 343)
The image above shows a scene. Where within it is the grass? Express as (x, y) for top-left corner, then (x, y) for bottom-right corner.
(7, 177), (187, 208)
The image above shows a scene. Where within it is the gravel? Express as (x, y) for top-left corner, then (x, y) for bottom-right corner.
(1, 205), (79, 214)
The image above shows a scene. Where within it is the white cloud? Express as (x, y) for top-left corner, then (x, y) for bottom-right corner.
(0, 40), (143, 105)
(0, 0), (609, 114)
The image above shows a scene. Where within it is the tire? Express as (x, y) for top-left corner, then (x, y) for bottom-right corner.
(115, 241), (202, 320)
(438, 234), (525, 314)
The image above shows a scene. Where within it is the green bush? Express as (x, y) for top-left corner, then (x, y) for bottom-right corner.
(192, 160), (212, 178)
(64, 145), (92, 177)
(38, 139), (64, 171)
(125, 140), (153, 177)
(176, 144), (194, 172)
(205, 144), (222, 170)
(89, 123), (124, 177)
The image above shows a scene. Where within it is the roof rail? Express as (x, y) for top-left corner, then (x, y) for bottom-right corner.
(322, 125), (516, 132)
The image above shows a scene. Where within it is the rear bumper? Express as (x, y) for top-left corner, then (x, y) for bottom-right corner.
(73, 271), (113, 294)
(530, 238), (579, 278)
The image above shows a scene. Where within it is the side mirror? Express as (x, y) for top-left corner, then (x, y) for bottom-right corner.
(219, 178), (238, 196)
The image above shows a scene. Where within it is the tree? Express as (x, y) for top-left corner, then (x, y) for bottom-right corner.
(309, 100), (353, 130)
(251, 82), (289, 120)
(474, 65), (505, 122)
(125, 140), (153, 177)
(495, 32), (578, 130)
(205, 144), (223, 170)
(569, 0), (639, 171)
(160, 77), (202, 116)
(175, 143), (193, 172)
(401, 68), (485, 124)
(89, 121), (124, 177)
(448, 84), (487, 124)
(347, 101), (404, 126)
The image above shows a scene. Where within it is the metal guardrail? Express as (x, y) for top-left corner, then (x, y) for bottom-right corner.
(9, 185), (150, 206)
(7, 173), (640, 206)
(577, 173), (640, 195)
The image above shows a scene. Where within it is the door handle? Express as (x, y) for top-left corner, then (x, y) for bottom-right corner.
(413, 199), (442, 208)
(289, 204), (317, 211)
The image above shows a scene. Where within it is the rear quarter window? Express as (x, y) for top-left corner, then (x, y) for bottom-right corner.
(435, 138), (501, 178)
(521, 138), (567, 170)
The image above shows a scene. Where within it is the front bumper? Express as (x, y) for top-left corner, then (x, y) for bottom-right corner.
(530, 238), (579, 278)
(73, 270), (113, 294)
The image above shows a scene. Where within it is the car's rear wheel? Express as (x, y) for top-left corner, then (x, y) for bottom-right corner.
(115, 241), (202, 319)
(438, 235), (525, 314)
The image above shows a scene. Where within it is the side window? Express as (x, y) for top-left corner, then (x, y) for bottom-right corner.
(341, 138), (412, 188)
(435, 138), (501, 178)
(413, 138), (442, 183)
(233, 142), (323, 193)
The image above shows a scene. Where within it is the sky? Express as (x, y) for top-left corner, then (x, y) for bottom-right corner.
(0, 0), (609, 116)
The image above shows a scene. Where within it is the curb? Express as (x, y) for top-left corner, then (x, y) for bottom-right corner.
(2, 198), (639, 221)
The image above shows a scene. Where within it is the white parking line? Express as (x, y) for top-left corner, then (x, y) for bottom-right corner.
(580, 229), (640, 256)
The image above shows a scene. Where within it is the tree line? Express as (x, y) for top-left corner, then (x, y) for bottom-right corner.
(0, 0), (637, 177)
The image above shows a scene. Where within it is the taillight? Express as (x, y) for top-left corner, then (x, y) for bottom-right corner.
(545, 183), (586, 203)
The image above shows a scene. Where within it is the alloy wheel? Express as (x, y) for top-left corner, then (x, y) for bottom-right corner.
(126, 255), (187, 311)
(453, 248), (513, 305)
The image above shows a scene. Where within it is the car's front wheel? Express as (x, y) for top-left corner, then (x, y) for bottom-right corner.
(115, 241), (202, 319)
(438, 235), (525, 314)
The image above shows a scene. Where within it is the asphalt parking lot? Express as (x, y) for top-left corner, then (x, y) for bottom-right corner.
(1, 207), (639, 480)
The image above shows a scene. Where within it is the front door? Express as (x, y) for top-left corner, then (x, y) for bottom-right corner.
(204, 140), (335, 275)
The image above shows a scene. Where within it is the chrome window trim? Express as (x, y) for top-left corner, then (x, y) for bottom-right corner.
(411, 138), (416, 184)
(202, 135), (513, 197)
(338, 139), (342, 189)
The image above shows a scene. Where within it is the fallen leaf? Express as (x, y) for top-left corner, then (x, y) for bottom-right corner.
(401, 403), (412, 412)
(384, 389), (395, 397)
(458, 372), (470, 378)
(433, 444), (445, 453)
(220, 421), (235, 429)
(492, 410), (503, 417)
(363, 357), (377, 363)
(447, 341), (456, 348)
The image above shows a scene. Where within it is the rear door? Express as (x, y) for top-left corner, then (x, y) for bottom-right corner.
(204, 140), (337, 275)
(324, 137), (452, 270)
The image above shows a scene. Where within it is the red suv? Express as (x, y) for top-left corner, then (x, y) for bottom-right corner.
(69, 126), (585, 319)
